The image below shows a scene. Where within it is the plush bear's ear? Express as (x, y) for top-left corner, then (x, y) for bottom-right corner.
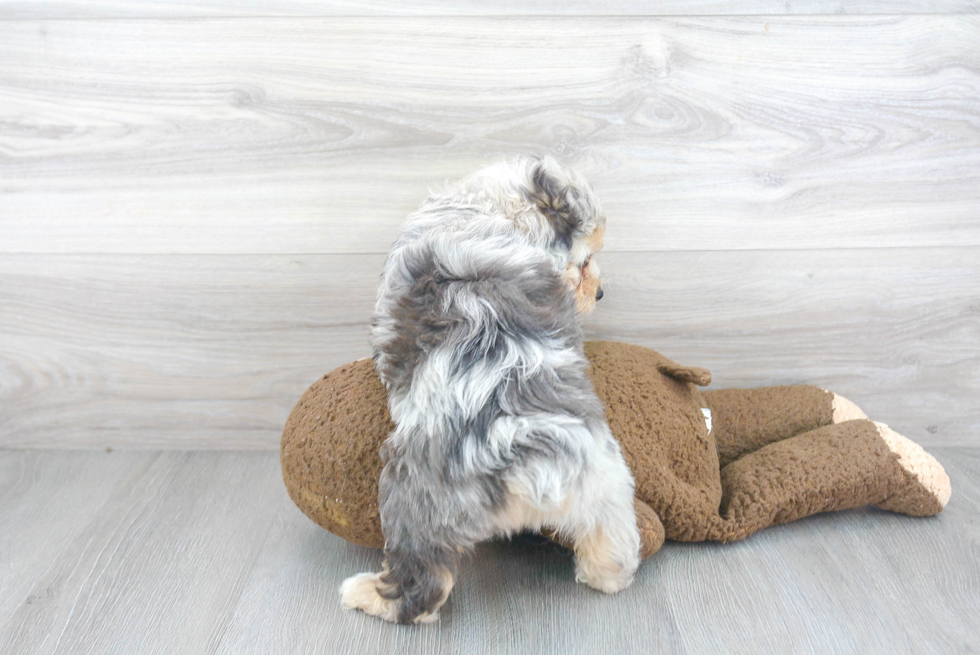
(657, 362), (712, 387)
(528, 158), (579, 250)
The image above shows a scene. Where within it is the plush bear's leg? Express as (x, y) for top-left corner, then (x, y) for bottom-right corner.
(871, 422), (952, 516)
(709, 419), (950, 543)
(701, 386), (867, 468)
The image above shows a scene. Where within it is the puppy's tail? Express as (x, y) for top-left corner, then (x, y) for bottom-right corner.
(340, 546), (457, 624)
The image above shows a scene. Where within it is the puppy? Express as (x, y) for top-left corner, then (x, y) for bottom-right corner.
(340, 156), (640, 624)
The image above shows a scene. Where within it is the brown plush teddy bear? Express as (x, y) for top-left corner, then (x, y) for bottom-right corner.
(281, 341), (950, 558)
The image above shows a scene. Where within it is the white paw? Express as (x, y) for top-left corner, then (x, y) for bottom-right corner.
(829, 392), (868, 423)
(574, 559), (637, 594)
(339, 572), (399, 623)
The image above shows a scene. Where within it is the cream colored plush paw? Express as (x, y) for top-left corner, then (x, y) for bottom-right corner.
(874, 422), (952, 515)
(830, 393), (868, 423)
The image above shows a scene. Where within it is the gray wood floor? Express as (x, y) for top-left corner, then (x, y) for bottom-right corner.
(1, 447), (977, 654)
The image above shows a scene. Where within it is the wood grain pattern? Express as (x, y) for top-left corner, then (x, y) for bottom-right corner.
(1, 248), (976, 449)
(0, 448), (976, 653)
(2, 1), (979, 18)
(0, 450), (158, 631)
(1, 17), (978, 254)
(0, 254), (374, 449)
(0, 451), (284, 655)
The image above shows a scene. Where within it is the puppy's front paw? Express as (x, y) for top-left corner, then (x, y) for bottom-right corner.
(574, 558), (636, 594)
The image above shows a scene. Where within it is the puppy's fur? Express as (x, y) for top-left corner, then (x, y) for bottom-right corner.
(340, 156), (640, 624)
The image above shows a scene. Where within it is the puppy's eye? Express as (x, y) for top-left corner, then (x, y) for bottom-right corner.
(582, 256), (592, 270)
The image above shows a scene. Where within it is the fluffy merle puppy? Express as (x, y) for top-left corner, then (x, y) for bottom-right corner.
(340, 156), (640, 624)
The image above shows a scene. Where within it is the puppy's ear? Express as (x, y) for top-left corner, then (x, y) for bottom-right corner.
(528, 158), (579, 250)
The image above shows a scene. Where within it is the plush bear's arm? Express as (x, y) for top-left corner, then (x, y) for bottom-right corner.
(635, 498), (666, 558)
(656, 363), (711, 387)
(701, 386), (835, 467)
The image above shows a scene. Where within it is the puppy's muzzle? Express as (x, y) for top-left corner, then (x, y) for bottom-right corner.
(596, 288), (604, 301)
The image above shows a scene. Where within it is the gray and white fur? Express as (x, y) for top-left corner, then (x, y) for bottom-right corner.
(340, 156), (640, 624)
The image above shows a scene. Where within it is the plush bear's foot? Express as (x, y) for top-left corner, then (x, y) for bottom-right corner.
(873, 422), (951, 516)
(830, 393), (868, 423)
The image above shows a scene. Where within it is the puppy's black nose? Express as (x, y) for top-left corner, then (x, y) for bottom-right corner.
(595, 287), (604, 301)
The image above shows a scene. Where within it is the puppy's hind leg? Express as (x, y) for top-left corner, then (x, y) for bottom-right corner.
(340, 465), (469, 624)
(340, 546), (457, 624)
(567, 445), (641, 594)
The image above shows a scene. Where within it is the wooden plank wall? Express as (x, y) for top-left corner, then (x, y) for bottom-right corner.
(1, 3), (978, 448)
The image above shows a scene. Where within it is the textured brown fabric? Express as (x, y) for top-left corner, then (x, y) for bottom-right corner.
(281, 341), (947, 556)
(876, 468), (946, 516)
(634, 499), (666, 557)
(584, 341), (723, 542)
(281, 359), (389, 549)
(702, 386), (835, 468)
(710, 420), (906, 542)
(656, 363), (712, 387)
